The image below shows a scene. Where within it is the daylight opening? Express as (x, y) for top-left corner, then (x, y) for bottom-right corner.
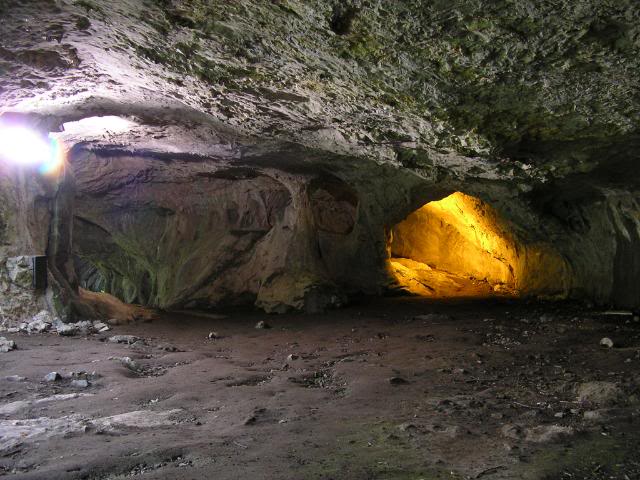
(388, 192), (522, 298)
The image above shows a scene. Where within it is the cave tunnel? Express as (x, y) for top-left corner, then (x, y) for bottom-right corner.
(387, 192), (570, 300)
(2, 1), (640, 478)
(388, 192), (521, 298)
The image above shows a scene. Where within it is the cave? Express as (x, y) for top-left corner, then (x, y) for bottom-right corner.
(1, 1), (640, 478)
(388, 192), (568, 299)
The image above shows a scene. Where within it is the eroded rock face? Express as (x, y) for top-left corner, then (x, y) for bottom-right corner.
(0, 1), (638, 318)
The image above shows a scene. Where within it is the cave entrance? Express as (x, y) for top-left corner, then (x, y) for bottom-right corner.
(388, 192), (521, 299)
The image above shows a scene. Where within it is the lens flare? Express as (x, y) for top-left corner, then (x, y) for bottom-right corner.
(0, 127), (51, 165)
(0, 126), (65, 175)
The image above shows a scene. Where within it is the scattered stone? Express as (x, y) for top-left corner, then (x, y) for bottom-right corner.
(121, 357), (140, 371)
(599, 337), (614, 348)
(286, 354), (299, 361)
(255, 321), (271, 329)
(70, 379), (89, 389)
(388, 376), (409, 385)
(207, 331), (220, 340)
(93, 321), (110, 332)
(25, 311), (54, 333)
(491, 412), (504, 420)
(5, 375), (26, 382)
(109, 335), (141, 345)
(525, 425), (574, 443)
(6, 327), (19, 334)
(56, 323), (79, 336)
(576, 381), (623, 407)
(44, 372), (61, 382)
(76, 321), (96, 335)
(0, 337), (16, 352)
(554, 412), (565, 418)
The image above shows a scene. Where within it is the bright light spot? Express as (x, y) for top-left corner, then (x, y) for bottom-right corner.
(0, 126), (65, 175)
(388, 192), (518, 298)
(0, 127), (52, 166)
(62, 116), (137, 135)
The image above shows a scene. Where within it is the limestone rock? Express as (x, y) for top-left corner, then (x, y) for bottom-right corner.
(5, 257), (31, 288)
(44, 372), (61, 382)
(599, 337), (614, 348)
(108, 335), (141, 345)
(0, 337), (16, 352)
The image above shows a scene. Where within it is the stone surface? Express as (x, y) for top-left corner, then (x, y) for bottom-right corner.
(108, 335), (141, 345)
(0, 1), (638, 316)
(0, 337), (16, 352)
(599, 337), (614, 348)
(44, 372), (61, 382)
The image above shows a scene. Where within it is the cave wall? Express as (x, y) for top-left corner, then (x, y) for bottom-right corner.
(0, 161), (56, 325)
(69, 150), (380, 314)
(538, 188), (640, 308)
(1, 146), (640, 325)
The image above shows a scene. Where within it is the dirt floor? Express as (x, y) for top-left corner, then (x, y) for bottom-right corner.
(1, 297), (640, 480)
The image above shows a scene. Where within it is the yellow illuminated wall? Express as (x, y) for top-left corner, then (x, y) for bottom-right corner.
(389, 192), (570, 298)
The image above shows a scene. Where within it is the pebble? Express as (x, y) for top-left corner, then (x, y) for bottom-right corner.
(70, 379), (89, 388)
(56, 324), (79, 336)
(286, 354), (299, 361)
(208, 332), (220, 340)
(109, 335), (141, 345)
(599, 337), (614, 348)
(44, 372), (61, 382)
(93, 321), (110, 332)
(5, 375), (26, 382)
(0, 337), (16, 352)
(118, 356), (140, 372)
(255, 321), (271, 329)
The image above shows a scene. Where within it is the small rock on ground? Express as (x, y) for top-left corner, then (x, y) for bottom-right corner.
(44, 372), (61, 382)
(599, 337), (614, 348)
(109, 335), (141, 345)
(0, 337), (16, 352)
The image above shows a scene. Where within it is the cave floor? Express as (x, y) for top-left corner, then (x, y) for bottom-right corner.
(1, 298), (640, 480)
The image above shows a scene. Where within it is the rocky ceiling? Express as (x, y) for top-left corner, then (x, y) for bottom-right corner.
(0, 0), (639, 321)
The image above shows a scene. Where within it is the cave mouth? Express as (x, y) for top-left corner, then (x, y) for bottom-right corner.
(388, 192), (522, 299)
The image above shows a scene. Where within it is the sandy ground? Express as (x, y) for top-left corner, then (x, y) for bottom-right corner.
(1, 297), (639, 480)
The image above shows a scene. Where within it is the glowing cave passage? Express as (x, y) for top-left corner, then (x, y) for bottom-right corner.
(388, 192), (560, 298)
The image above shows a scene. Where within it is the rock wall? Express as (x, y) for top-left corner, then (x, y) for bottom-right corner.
(0, 1), (639, 320)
